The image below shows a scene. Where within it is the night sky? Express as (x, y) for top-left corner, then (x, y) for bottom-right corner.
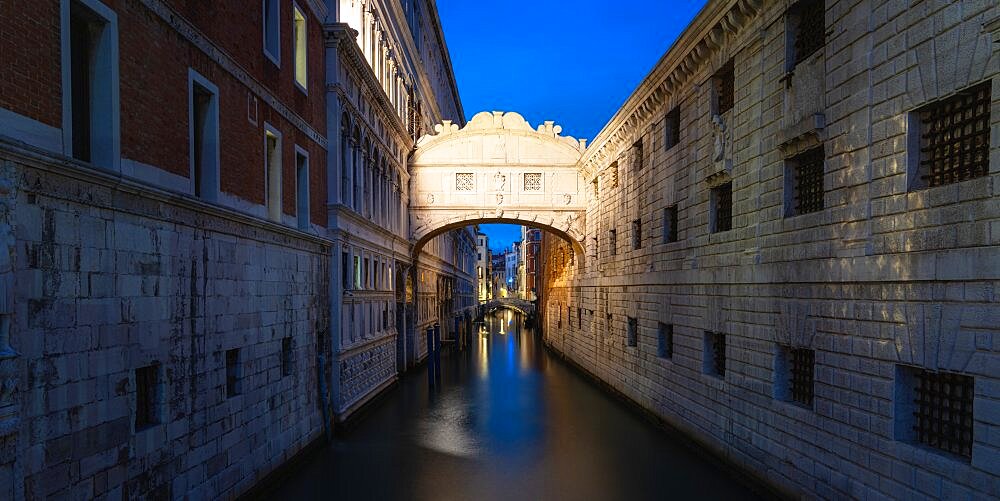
(436, 0), (707, 251)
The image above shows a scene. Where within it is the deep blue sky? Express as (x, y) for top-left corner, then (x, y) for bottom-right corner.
(436, 0), (707, 251)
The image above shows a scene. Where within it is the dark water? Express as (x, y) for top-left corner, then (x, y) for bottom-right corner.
(268, 311), (767, 501)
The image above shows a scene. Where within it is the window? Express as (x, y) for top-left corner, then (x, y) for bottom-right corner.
(785, 146), (825, 217)
(263, 0), (280, 65)
(65, 0), (120, 170)
(787, 0), (825, 69)
(663, 205), (678, 243)
(631, 140), (644, 171)
(712, 60), (735, 116)
(711, 182), (733, 233)
(281, 338), (293, 376)
(895, 366), (974, 459)
(189, 70), (220, 201)
(657, 323), (673, 359)
(264, 125), (283, 223)
(632, 218), (642, 250)
(524, 173), (542, 191)
(135, 364), (160, 430)
(295, 147), (310, 229)
(364, 258), (370, 289)
(664, 106), (680, 151)
(226, 349), (241, 397)
(908, 81), (991, 190)
(342, 251), (350, 289)
(292, 3), (307, 90)
(608, 229), (617, 256)
(353, 255), (361, 289)
(775, 346), (814, 407)
(577, 307), (582, 327)
(591, 178), (599, 199)
(626, 317), (637, 347)
(456, 172), (474, 191)
(704, 332), (726, 377)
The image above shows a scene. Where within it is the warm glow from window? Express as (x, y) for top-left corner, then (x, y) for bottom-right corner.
(293, 5), (307, 90)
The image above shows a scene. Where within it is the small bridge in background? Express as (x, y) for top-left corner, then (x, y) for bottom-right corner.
(480, 297), (536, 317)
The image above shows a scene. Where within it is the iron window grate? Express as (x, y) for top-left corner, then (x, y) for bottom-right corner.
(789, 348), (815, 407)
(714, 60), (735, 115)
(627, 317), (638, 347)
(793, 0), (825, 66)
(609, 229), (617, 256)
(918, 81), (991, 188)
(913, 370), (974, 458)
(792, 146), (825, 215)
(632, 219), (642, 249)
(665, 107), (680, 150)
(713, 182), (733, 233)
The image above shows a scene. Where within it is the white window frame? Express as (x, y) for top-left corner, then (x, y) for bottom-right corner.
(60, 0), (121, 172)
(262, 0), (281, 67)
(263, 123), (283, 223)
(294, 145), (310, 230)
(188, 69), (220, 202)
(292, 2), (308, 93)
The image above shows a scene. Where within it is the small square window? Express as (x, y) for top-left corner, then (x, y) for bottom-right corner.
(626, 317), (638, 347)
(456, 172), (474, 191)
(704, 332), (726, 377)
(909, 81), (991, 190)
(775, 346), (814, 407)
(664, 106), (680, 150)
(713, 60), (735, 115)
(711, 182), (733, 233)
(632, 218), (642, 250)
(226, 349), (242, 397)
(663, 205), (678, 243)
(135, 364), (161, 430)
(657, 323), (673, 359)
(895, 366), (974, 459)
(785, 146), (825, 217)
(524, 173), (542, 191)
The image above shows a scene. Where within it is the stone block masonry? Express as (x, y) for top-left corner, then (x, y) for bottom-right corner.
(0, 142), (331, 500)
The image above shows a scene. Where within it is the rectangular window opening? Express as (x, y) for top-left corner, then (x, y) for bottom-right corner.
(909, 81), (992, 190)
(135, 364), (160, 430)
(632, 218), (642, 250)
(658, 323), (673, 359)
(664, 106), (680, 151)
(226, 349), (241, 397)
(263, 0), (280, 65)
(663, 205), (678, 243)
(293, 4), (307, 90)
(787, 0), (826, 69)
(295, 148), (310, 229)
(609, 229), (617, 256)
(776, 345), (814, 407)
(265, 127), (283, 223)
(67, 0), (118, 169)
(895, 366), (974, 460)
(626, 317), (638, 347)
(713, 60), (735, 116)
(281, 338), (293, 376)
(190, 73), (219, 201)
(704, 331), (726, 377)
(711, 182), (733, 233)
(785, 146), (825, 217)
(632, 140), (644, 171)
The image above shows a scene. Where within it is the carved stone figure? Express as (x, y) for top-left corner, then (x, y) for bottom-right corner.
(563, 194), (572, 205)
(712, 114), (726, 162)
(493, 171), (506, 191)
(496, 194), (503, 205)
(426, 193), (435, 205)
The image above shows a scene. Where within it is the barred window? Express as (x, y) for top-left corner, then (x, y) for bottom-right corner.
(777, 346), (814, 407)
(912, 81), (991, 190)
(226, 349), (241, 397)
(456, 172), (474, 191)
(627, 317), (637, 347)
(788, 0), (825, 68)
(897, 367), (975, 459)
(664, 106), (680, 151)
(135, 364), (160, 430)
(785, 146), (825, 217)
(658, 323), (673, 359)
(632, 218), (642, 250)
(704, 332), (726, 377)
(609, 229), (617, 256)
(713, 60), (735, 115)
(524, 173), (542, 191)
(711, 182), (733, 233)
(663, 205), (678, 243)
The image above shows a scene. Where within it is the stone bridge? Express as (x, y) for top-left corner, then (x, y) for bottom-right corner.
(409, 111), (588, 259)
(480, 297), (536, 317)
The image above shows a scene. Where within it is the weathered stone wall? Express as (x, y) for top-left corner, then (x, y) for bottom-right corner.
(543, 0), (1000, 499)
(0, 144), (331, 499)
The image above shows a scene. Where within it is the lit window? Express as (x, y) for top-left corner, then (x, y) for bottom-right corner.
(293, 4), (307, 90)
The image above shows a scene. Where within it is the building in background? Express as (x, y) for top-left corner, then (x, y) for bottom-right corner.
(491, 252), (507, 299)
(475, 230), (491, 302)
(523, 228), (541, 301)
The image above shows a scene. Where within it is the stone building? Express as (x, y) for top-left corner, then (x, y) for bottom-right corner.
(540, 0), (1000, 499)
(475, 230), (491, 303)
(0, 0), (474, 498)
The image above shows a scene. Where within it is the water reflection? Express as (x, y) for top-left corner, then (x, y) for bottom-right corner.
(268, 310), (765, 501)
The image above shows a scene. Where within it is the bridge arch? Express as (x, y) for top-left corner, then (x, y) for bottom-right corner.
(409, 111), (588, 261)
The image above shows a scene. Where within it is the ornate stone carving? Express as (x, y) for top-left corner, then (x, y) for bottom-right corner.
(493, 171), (506, 191)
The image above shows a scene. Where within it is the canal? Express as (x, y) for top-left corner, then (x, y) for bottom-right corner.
(267, 310), (768, 500)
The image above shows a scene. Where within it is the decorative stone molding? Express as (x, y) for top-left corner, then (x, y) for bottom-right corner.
(777, 113), (825, 155)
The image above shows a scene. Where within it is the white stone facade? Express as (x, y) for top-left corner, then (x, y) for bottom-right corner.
(541, 0), (1000, 498)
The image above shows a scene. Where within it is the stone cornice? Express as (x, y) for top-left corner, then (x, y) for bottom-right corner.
(579, 0), (763, 179)
(138, 0), (328, 150)
(421, 0), (465, 122)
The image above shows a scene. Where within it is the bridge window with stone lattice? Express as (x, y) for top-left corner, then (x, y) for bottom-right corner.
(456, 172), (474, 191)
(524, 173), (542, 191)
